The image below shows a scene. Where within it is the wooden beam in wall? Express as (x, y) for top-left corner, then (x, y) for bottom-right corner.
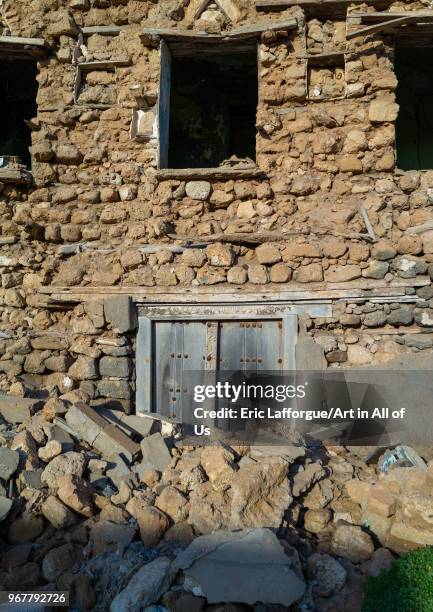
(142, 18), (297, 43)
(155, 166), (264, 180)
(347, 14), (433, 40)
(0, 35), (47, 57)
(256, 0), (389, 11)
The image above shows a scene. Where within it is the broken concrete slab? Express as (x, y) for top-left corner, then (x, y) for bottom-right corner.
(0, 395), (41, 424)
(65, 402), (140, 461)
(140, 433), (172, 472)
(110, 556), (172, 612)
(173, 528), (305, 606)
(96, 406), (157, 438)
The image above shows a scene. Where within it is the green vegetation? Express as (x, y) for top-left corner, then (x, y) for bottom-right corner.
(362, 547), (433, 612)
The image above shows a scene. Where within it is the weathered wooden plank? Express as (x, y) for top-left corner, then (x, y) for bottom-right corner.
(77, 59), (131, 69)
(156, 166), (263, 180)
(347, 15), (420, 40)
(256, 0), (387, 10)
(81, 25), (128, 35)
(142, 18), (297, 43)
(169, 229), (373, 243)
(36, 279), (429, 303)
(348, 11), (433, 21)
(0, 35), (46, 47)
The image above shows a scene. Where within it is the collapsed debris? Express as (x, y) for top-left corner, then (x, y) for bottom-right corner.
(1, 390), (432, 610)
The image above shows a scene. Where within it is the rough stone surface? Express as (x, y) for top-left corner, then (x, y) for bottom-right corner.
(173, 529), (305, 606)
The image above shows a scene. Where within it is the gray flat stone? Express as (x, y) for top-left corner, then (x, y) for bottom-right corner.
(0, 395), (40, 424)
(0, 447), (20, 480)
(140, 433), (172, 473)
(173, 528), (305, 607)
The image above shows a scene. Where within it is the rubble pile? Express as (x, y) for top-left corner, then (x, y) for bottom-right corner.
(0, 391), (432, 610)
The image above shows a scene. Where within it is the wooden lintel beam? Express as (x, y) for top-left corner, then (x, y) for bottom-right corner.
(0, 35), (46, 47)
(155, 166), (264, 180)
(142, 18), (297, 43)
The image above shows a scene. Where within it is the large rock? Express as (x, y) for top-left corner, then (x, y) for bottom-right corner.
(331, 524), (374, 562)
(57, 474), (95, 517)
(308, 553), (347, 598)
(110, 557), (172, 612)
(41, 495), (77, 529)
(229, 457), (291, 529)
(173, 528), (305, 606)
(200, 446), (237, 491)
(41, 451), (86, 489)
(126, 496), (169, 546)
(0, 395), (39, 424)
(0, 448), (19, 480)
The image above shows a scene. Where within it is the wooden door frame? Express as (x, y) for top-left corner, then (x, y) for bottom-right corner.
(135, 303), (302, 416)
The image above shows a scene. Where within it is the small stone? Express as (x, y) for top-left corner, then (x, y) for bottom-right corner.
(38, 440), (63, 462)
(397, 235), (423, 255)
(325, 265), (361, 282)
(237, 201), (256, 218)
(126, 498), (169, 546)
(304, 509), (332, 534)
(339, 157), (363, 173)
(0, 448), (19, 480)
(185, 181), (211, 201)
(369, 96), (399, 123)
(227, 266), (248, 284)
(248, 264), (269, 284)
(139, 468), (161, 487)
(255, 244), (281, 265)
(340, 314), (361, 326)
(326, 350), (347, 363)
(293, 263), (323, 283)
(363, 311), (387, 327)
(362, 260), (389, 279)
(206, 244), (234, 267)
(347, 345), (371, 365)
(155, 486), (189, 522)
(331, 524), (374, 562)
(387, 307), (414, 326)
(270, 263), (291, 283)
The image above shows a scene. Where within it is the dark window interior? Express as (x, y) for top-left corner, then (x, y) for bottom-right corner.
(0, 58), (38, 166)
(396, 47), (433, 171)
(168, 49), (258, 168)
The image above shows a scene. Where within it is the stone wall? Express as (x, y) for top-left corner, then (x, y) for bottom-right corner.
(2, 0), (433, 406)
